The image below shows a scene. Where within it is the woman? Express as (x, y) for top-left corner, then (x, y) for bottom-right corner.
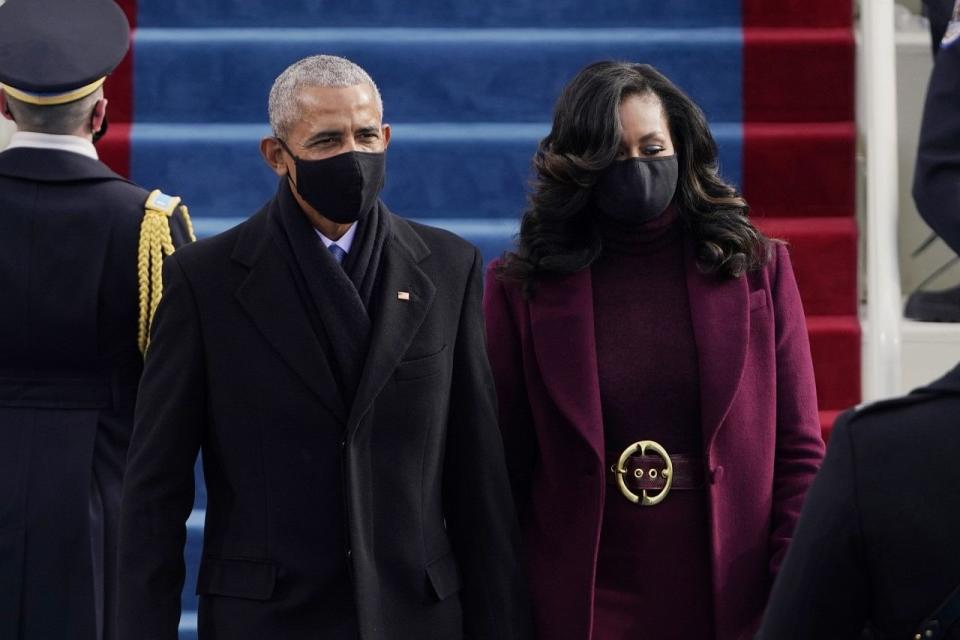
(483, 61), (825, 640)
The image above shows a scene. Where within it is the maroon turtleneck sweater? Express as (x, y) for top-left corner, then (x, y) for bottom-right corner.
(590, 206), (716, 639)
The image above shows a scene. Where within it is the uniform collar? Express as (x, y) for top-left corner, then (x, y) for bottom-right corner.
(6, 131), (98, 161)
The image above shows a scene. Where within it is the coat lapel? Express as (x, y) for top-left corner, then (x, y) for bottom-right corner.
(347, 217), (436, 433)
(684, 240), (749, 453)
(234, 210), (348, 422)
(528, 269), (605, 460)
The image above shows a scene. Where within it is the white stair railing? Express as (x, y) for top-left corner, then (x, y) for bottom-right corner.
(861, 0), (903, 400)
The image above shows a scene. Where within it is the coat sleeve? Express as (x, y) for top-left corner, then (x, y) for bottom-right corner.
(769, 243), (827, 574)
(481, 263), (538, 511)
(119, 254), (206, 640)
(756, 411), (870, 639)
(443, 249), (533, 639)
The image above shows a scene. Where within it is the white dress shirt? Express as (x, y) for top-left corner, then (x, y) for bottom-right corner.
(4, 131), (99, 160)
(315, 222), (358, 255)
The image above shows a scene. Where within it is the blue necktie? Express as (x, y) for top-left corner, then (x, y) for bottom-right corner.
(328, 243), (347, 265)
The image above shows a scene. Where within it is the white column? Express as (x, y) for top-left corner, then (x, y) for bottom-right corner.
(861, 0), (903, 400)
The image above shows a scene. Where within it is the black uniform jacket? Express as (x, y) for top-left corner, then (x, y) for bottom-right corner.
(0, 148), (181, 640)
(117, 193), (531, 640)
(757, 365), (960, 639)
(914, 17), (960, 255)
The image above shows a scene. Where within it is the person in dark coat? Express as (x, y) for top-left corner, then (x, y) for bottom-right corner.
(904, 0), (960, 321)
(117, 54), (531, 640)
(0, 1), (193, 639)
(484, 61), (824, 640)
(756, 364), (960, 639)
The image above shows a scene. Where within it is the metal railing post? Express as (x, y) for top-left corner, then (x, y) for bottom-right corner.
(861, 0), (903, 400)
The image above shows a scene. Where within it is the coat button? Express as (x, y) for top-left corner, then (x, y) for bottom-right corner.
(710, 465), (725, 484)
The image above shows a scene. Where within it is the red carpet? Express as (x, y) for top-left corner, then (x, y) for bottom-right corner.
(99, 0), (136, 176)
(743, 5), (858, 440)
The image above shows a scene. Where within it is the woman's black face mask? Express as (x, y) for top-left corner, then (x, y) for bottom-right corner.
(278, 138), (385, 224)
(594, 155), (679, 225)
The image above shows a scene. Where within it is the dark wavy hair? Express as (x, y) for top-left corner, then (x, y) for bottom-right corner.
(497, 61), (772, 294)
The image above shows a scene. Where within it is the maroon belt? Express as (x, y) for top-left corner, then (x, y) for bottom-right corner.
(605, 440), (705, 506)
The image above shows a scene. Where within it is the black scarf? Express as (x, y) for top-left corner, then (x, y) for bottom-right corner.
(269, 179), (391, 404)
(342, 194), (391, 312)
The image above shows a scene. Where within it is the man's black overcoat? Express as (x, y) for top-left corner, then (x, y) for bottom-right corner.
(118, 190), (530, 640)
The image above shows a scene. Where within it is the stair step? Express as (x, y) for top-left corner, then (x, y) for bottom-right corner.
(756, 217), (858, 317)
(178, 509), (204, 613)
(742, 0), (852, 28)
(745, 122), (855, 218)
(819, 409), (843, 441)
(132, 27), (745, 124)
(807, 315), (862, 411)
(184, 214), (855, 318)
(123, 121), (740, 221)
(132, 0), (742, 29)
(179, 612), (197, 639)
(743, 28), (854, 122)
(118, 121), (850, 226)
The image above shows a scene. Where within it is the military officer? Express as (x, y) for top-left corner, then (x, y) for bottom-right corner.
(0, 0), (193, 638)
(756, 365), (960, 639)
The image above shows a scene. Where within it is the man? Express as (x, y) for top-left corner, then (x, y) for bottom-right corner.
(756, 363), (960, 639)
(118, 55), (531, 639)
(904, 0), (960, 321)
(0, 0), (193, 639)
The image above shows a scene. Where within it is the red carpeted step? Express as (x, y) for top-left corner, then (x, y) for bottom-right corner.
(113, 0), (137, 26)
(754, 217), (857, 317)
(743, 123), (855, 219)
(99, 0), (135, 178)
(819, 410), (843, 442)
(742, 0), (852, 29)
(97, 123), (132, 178)
(755, 217), (858, 317)
(743, 28), (854, 123)
(806, 315), (861, 413)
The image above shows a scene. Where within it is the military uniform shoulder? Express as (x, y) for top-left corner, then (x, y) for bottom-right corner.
(844, 389), (939, 423)
(85, 181), (162, 216)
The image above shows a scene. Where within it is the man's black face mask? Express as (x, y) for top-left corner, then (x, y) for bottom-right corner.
(278, 138), (385, 225)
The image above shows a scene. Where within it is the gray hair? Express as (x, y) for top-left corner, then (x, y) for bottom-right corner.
(5, 89), (101, 135)
(268, 55), (383, 138)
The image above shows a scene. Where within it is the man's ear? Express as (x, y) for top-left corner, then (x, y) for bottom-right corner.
(0, 92), (14, 121)
(91, 98), (108, 134)
(260, 137), (290, 178)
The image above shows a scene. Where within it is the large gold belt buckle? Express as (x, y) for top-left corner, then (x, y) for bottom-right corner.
(614, 440), (673, 506)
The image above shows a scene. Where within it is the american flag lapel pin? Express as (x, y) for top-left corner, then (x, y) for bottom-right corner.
(397, 291), (411, 301)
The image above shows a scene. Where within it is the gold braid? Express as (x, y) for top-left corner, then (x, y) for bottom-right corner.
(137, 190), (196, 355)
